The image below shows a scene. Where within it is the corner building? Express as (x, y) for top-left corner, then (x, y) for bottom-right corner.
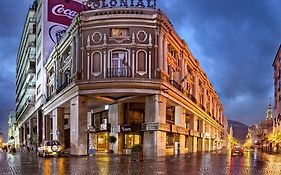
(42, 6), (226, 157)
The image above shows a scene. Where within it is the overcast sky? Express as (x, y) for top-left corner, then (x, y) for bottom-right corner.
(0, 0), (281, 138)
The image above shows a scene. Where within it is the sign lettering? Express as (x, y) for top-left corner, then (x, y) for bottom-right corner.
(84, 0), (157, 10)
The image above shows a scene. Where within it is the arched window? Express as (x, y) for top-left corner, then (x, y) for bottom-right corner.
(92, 52), (101, 73)
(136, 50), (147, 75)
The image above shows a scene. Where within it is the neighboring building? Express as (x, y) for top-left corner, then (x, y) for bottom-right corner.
(15, 1), (37, 147)
(272, 45), (281, 152)
(8, 111), (18, 148)
(273, 45), (281, 135)
(15, 0), (84, 148)
(16, 0), (227, 157)
(0, 133), (4, 148)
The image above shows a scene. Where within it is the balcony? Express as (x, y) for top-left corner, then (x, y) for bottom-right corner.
(169, 80), (182, 92)
(56, 82), (69, 94)
(28, 51), (36, 62)
(107, 68), (131, 78)
(28, 41), (35, 48)
(188, 94), (197, 103)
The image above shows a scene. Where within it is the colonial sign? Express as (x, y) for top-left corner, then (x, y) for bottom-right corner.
(84, 0), (157, 10)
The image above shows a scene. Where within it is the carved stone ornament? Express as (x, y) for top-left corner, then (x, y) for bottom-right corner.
(136, 30), (148, 43)
(91, 32), (103, 44)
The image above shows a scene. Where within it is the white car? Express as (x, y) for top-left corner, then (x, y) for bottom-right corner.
(37, 140), (64, 157)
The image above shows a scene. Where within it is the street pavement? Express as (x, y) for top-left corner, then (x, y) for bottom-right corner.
(1, 149), (281, 175)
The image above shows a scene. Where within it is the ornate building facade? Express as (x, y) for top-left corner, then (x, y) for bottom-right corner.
(41, 5), (226, 157)
(15, 0), (227, 157)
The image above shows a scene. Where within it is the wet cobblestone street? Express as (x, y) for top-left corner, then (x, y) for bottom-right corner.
(1, 150), (281, 175)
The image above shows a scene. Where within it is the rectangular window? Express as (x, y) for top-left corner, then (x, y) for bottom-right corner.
(166, 106), (175, 124)
(197, 120), (200, 131)
(37, 84), (41, 95)
(124, 134), (141, 149)
(166, 132), (174, 147)
(37, 69), (41, 80)
(111, 28), (129, 37)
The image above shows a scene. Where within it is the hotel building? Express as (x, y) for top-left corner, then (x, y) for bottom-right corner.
(16, 0), (227, 157)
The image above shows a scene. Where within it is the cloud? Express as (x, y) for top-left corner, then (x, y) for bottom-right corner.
(0, 1), (32, 135)
(160, 0), (281, 125)
(0, 0), (280, 136)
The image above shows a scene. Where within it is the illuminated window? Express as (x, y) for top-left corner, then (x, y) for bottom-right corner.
(124, 134), (141, 149)
(166, 132), (174, 147)
(111, 28), (129, 37)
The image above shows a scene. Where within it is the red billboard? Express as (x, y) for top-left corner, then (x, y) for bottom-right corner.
(48, 0), (82, 26)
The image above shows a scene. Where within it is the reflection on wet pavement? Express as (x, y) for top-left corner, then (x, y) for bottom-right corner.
(1, 150), (281, 175)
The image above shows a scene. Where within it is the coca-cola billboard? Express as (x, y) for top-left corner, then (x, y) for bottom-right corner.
(48, 0), (82, 26)
(43, 0), (83, 61)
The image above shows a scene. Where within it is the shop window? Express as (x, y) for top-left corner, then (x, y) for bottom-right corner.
(166, 132), (174, 147)
(111, 28), (129, 37)
(124, 134), (141, 149)
(95, 133), (108, 151)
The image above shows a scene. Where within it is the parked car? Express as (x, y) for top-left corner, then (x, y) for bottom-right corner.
(37, 140), (64, 157)
(231, 145), (244, 156)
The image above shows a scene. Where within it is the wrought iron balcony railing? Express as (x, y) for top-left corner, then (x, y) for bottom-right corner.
(169, 80), (182, 92)
(107, 68), (131, 78)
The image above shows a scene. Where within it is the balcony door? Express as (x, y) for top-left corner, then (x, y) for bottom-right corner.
(112, 51), (126, 69)
(109, 50), (130, 77)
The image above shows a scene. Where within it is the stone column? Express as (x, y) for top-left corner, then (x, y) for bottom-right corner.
(19, 127), (23, 144)
(188, 136), (193, 152)
(109, 103), (124, 154)
(203, 87), (207, 108)
(202, 120), (206, 151)
(43, 115), (51, 141)
(190, 115), (197, 131)
(143, 95), (167, 158)
(175, 106), (185, 154)
(181, 59), (186, 87)
(70, 95), (88, 155)
(52, 108), (65, 146)
(158, 32), (164, 70)
(163, 37), (168, 73)
(179, 135), (186, 154)
(37, 110), (43, 145)
(209, 96), (213, 116)
(193, 137), (197, 152)
(23, 124), (26, 145)
(214, 102), (217, 119)
(28, 119), (33, 146)
(193, 74), (199, 103)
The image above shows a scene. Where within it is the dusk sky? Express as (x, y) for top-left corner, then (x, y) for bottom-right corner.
(0, 0), (281, 138)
